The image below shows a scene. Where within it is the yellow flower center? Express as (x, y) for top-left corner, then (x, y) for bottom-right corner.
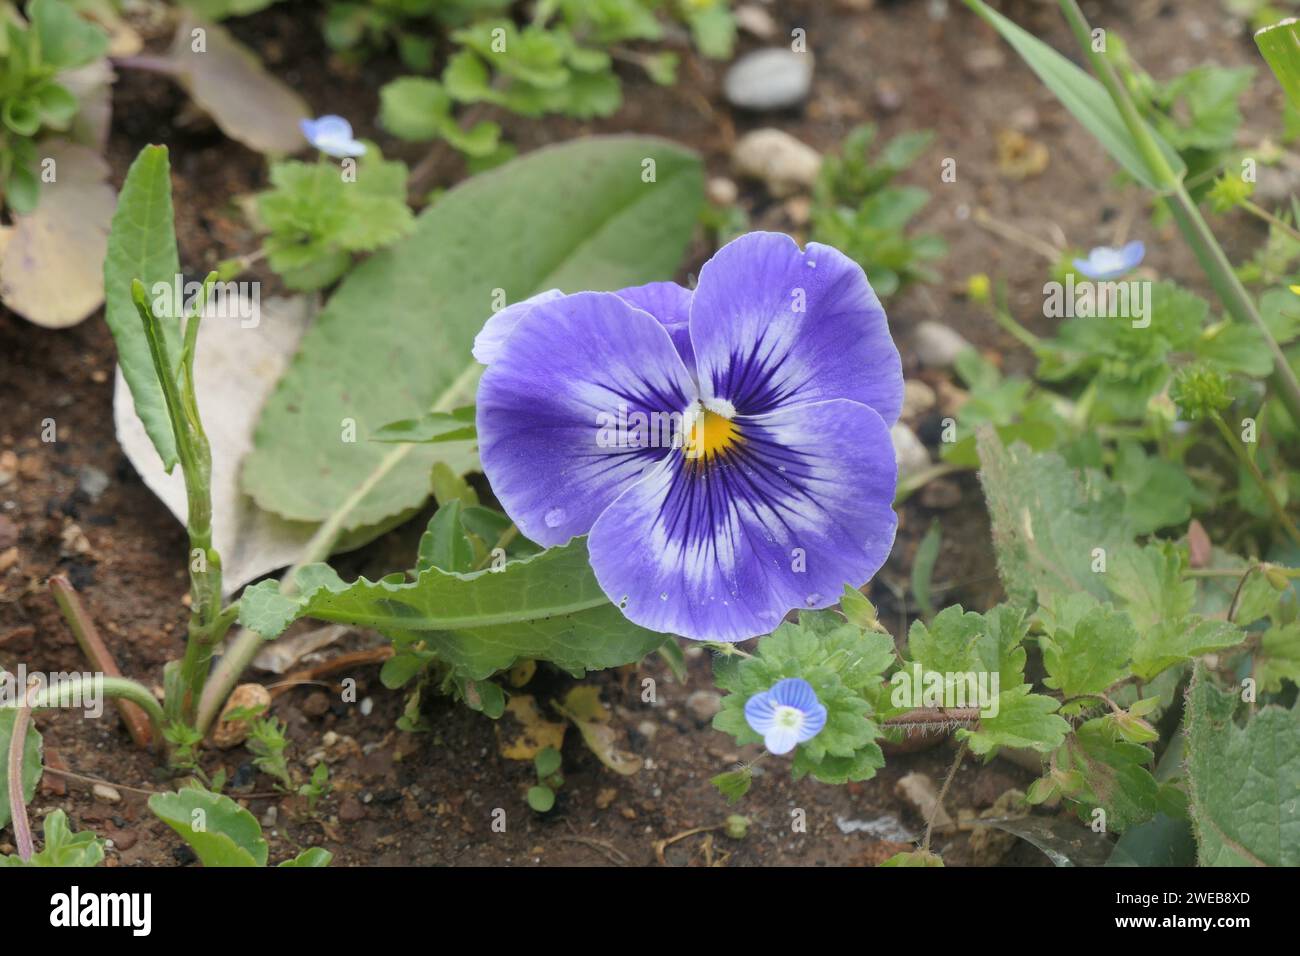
(685, 407), (740, 461)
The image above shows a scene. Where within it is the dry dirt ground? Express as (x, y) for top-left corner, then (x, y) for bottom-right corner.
(0, 0), (1279, 865)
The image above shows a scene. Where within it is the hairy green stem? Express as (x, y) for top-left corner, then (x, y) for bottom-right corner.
(7, 692), (34, 861)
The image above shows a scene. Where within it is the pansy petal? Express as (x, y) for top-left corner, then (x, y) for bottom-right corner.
(743, 690), (779, 734)
(477, 292), (698, 548)
(615, 281), (695, 366)
(764, 725), (801, 755)
(688, 232), (902, 424)
(587, 398), (898, 643)
(472, 289), (566, 364)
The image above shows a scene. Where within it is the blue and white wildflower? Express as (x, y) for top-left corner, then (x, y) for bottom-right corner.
(299, 115), (366, 158)
(744, 678), (828, 754)
(1072, 240), (1144, 280)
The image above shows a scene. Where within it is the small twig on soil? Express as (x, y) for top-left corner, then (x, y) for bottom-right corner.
(49, 576), (154, 750)
(653, 824), (722, 866)
(922, 740), (968, 854)
(554, 835), (631, 866)
(268, 647), (394, 698)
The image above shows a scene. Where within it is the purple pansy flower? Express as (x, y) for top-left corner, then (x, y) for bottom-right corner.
(474, 231), (901, 643)
(744, 678), (827, 754)
(299, 115), (367, 158)
(1072, 240), (1144, 281)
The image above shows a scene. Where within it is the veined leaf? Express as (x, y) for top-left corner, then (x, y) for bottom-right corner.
(103, 144), (181, 470)
(1185, 665), (1299, 866)
(243, 136), (703, 539)
(1256, 19), (1300, 112)
(963, 0), (1184, 189)
(238, 537), (666, 680)
(148, 787), (268, 867)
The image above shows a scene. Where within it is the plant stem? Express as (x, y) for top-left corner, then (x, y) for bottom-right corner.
(1210, 413), (1300, 546)
(1240, 199), (1300, 245)
(923, 739), (967, 853)
(131, 277), (230, 725)
(7, 690), (34, 861)
(19, 675), (167, 749)
(49, 576), (154, 749)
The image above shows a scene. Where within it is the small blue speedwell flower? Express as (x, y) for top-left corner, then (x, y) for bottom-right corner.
(299, 115), (366, 158)
(1072, 240), (1144, 280)
(474, 232), (902, 643)
(744, 678), (827, 754)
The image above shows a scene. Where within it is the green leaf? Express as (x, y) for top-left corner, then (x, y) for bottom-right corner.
(1067, 719), (1160, 832)
(0, 811), (103, 867)
(905, 603), (1028, 690)
(963, 0), (1184, 189)
(29, 0), (108, 71)
(148, 787), (269, 867)
(371, 407), (476, 444)
(710, 768), (753, 804)
(1257, 620), (1300, 693)
(1131, 617), (1244, 682)
(277, 847), (332, 867)
(1039, 596), (1138, 698)
(0, 709), (42, 830)
(238, 537), (665, 680)
(1185, 665), (1299, 865)
(243, 136), (703, 537)
(880, 849), (944, 867)
(959, 685), (1069, 756)
(534, 746), (562, 779)
(976, 428), (1132, 608)
(380, 76), (501, 157)
(910, 520), (941, 621)
(416, 501), (474, 573)
(527, 785), (556, 812)
(102, 145), (181, 470)
(1257, 19), (1300, 112)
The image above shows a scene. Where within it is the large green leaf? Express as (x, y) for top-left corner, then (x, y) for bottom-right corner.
(103, 145), (181, 470)
(238, 537), (666, 679)
(963, 0), (1184, 189)
(148, 787), (268, 867)
(0, 709), (42, 830)
(1185, 665), (1299, 866)
(243, 136), (703, 535)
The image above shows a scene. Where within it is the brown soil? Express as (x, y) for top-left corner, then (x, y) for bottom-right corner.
(0, 0), (1277, 866)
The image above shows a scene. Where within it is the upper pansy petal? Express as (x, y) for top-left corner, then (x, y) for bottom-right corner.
(472, 289), (565, 364)
(586, 398), (898, 642)
(615, 281), (695, 366)
(476, 291), (698, 548)
(688, 232), (903, 424)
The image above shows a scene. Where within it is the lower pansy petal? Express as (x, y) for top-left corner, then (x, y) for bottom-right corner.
(587, 398), (898, 643)
(477, 291), (698, 548)
(688, 231), (903, 424)
(615, 281), (695, 366)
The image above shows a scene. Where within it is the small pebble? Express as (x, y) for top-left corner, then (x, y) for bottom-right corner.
(901, 380), (937, 422)
(732, 128), (822, 198)
(724, 48), (814, 112)
(685, 690), (722, 723)
(891, 424), (932, 485)
(913, 321), (973, 369)
(77, 465), (110, 502)
(92, 783), (122, 805)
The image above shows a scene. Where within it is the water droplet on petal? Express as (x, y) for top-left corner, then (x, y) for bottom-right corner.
(660, 592), (668, 601)
(544, 507), (565, 528)
(805, 593), (822, 606)
(806, 259), (816, 269)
